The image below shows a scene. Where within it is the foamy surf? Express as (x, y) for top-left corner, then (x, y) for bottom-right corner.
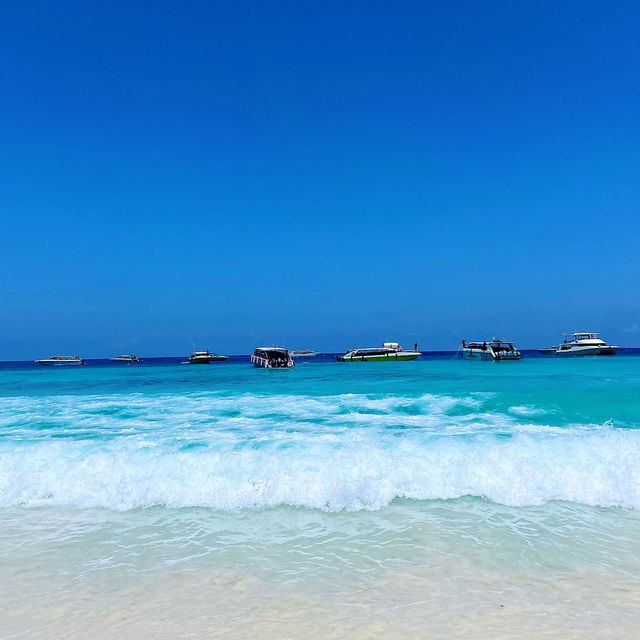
(1, 390), (638, 510)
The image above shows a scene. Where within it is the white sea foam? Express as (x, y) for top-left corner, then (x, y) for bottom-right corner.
(509, 405), (548, 416)
(0, 391), (639, 511)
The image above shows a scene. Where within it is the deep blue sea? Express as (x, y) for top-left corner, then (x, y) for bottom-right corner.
(1, 352), (639, 638)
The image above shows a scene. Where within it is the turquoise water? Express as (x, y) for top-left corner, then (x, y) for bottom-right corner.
(1, 355), (640, 638)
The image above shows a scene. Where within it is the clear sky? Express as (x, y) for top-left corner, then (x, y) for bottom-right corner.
(2, 0), (640, 358)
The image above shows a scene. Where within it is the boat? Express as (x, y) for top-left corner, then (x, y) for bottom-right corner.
(290, 349), (319, 358)
(34, 355), (86, 366)
(109, 354), (139, 362)
(539, 332), (618, 356)
(460, 338), (521, 361)
(185, 350), (229, 364)
(251, 347), (294, 368)
(335, 342), (421, 362)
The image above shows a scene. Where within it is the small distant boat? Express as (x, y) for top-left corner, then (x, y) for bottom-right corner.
(335, 342), (421, 362)
(251, 347), (294, 368)
(539, 332), (617, 356)
(109, 354), (139, 363)
(290, 349), (319, 358)
(35, 355), (86, 366)
(185, 350), (229, 364)
(461, 338), (521, 361)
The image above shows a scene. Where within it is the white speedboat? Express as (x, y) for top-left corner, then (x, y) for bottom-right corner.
(461, 338), (521, 361)
(251, 347), (294, 368)
(35, 355), (86, 366)
(336, 342), (421, 362)
(109, 354), (139, 362)
(290, 349), (318, 358)
(185, 350), (229, 364)
(539, 333), (617, 356)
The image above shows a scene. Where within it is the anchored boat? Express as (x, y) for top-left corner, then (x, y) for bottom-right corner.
(461, 338), (521, 361)
(185, 350), (229, 364)
(335, 342), (421, 362)
(34, 355), (86, 366)
(251, 347), (294, 368)
(539, 332), (617, 356)
(109, 354), (139, 362)
(290, 349), (318, 358)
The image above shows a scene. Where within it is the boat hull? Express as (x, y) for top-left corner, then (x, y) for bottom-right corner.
(554, 347), (617, 356)
(462, 350), (522, 362)
(35, 361), (85, 366)
(251, 356), (294, 368)
(461, 350), (494, 361)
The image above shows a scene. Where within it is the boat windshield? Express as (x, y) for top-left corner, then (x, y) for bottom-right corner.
(492, 342), (515, 351)
(565, 333), (599, 342)
(351, 348), (389, 355)
(466, 341), (516, 351)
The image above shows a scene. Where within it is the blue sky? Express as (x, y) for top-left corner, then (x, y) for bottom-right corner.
(2, 0), (640, 358)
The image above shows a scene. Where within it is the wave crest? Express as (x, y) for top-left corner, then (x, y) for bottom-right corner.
(1, 427), (638, 511)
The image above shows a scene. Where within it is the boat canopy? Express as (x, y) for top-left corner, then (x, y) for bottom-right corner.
(350, 348), (393, 356)
(563, 332), (603, 343)
(466, 339), (515, 349)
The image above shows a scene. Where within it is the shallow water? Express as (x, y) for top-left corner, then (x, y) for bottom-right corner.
(1, 355), (639, 638)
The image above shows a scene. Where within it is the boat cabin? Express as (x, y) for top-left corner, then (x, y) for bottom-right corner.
(563, 332), (605, 344)
(251, 347), (294, 368)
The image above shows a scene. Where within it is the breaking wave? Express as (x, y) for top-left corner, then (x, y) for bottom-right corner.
(1, 392), (638, 511)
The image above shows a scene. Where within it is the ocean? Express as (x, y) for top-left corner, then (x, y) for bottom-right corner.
(1, 352), (639, 638)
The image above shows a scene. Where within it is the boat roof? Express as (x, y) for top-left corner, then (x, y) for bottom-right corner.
(569, 332), (599, 337)
(352, 342), (404, 349)
(466, 339), (514, 344)
(255, 346), (289, 352)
